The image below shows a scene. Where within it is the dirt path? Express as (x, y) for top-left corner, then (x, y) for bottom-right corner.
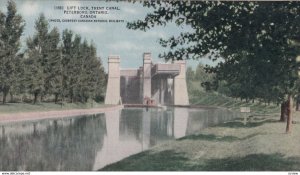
(0, 105), (123, 124)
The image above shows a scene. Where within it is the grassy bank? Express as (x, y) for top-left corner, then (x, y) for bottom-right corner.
(101, 113), (300, 171)
(190, 90), (280, 115)
(0, 101), (108, 114)
(187, 79), (281, 115)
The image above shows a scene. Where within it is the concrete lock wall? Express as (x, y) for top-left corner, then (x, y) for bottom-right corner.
(174, 60), (189, 105)
(104, 52), (189, 105)
(120, 69), (141, 104)
(151, 77), (174, 105)
(143, 53), (152, 103)
(105, 55), (121, 105)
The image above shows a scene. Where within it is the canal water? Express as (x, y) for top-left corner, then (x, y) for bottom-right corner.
(0, 107), (238, 171)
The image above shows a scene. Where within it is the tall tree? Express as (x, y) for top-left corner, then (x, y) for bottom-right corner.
(77, 40), (92, 102)
(84, 42), (105, 102)
(70, 34), (83, 102)
(0, 1), (25, 104)
(25, 13), (50, 103)
(45, 27), (62, 103)
(61, 30), (106, 103)
(35, 13), (50, 101)
(186, 67), (194, 81)
(61, 29), (74, 103)
(0, 11), (6, 102)
(25, 37), (45, 104)
(75, 39), (98, 102)
(93, 57), (106, 102)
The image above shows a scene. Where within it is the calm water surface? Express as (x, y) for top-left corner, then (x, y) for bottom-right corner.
(0, 107), (238, 171)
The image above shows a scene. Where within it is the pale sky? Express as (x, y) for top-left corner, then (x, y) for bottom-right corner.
(0, 0), (217, 71)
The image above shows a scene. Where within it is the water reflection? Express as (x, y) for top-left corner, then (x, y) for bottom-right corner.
(0, 107), (238, 171)
(173, 108), (189, 139)
(2, 116), (107, 171)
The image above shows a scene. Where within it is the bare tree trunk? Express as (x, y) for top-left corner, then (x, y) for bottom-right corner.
(54, 94), (58, 104)
(280, 102), (287, 122)
(286, 95), (293, 133)
(10, 92), (13, 103)
(2, 92), (7, 104)
(61, 95), (64, 108)
(33, 93), (38, 104)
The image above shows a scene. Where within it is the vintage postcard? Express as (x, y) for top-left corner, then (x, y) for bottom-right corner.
(0, 0), (299, 173)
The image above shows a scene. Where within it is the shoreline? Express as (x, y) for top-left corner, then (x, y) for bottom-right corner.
(0, 105), (123, 124)
(0, 104), (222, 124)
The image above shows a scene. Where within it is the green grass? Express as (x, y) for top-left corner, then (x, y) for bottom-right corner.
(216, 118), (280, 128)
(191, 153), (300, 171)
(101, 150), (190, 171)
(101, 151), (300, 171)
(189, 90), (280, 115)
(0, 101), (109, 114)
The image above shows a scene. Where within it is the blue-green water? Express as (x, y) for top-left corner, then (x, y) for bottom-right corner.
(0, 107), (238, 171)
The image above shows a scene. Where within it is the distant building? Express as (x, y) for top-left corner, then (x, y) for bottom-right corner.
(105, 53), (189, 105)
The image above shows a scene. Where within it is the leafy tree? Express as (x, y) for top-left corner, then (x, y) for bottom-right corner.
(0, 11), (5, 100)
(61, 29), (106, 103)
(61, 29), (74, 102)
(194, 64), (215, 83)
(93, 57), (106, 102)
(186, 67), (194, 81)
(74, 40), (105, 102)
(34, 13), (50, 101)
(45, 27), (62, 103)
(72, 36), (86, 102)
(25, 37), (45, 104)
(0, 6), (106, 105)
(25, 14), (50, 103)
(186, 66), (195, 93)
(85, 42), (106, 102)
(76, 39), (90, 102)
(127, 1), (300, 133)
(9, 54), (26, 102)
(0, 1), (25, 104)
(25, 14), (64, 104)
